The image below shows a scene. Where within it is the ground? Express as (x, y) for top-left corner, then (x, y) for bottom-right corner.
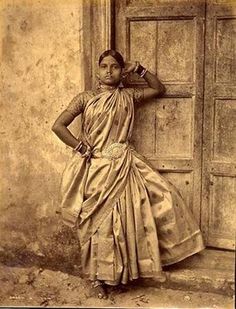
(0, 263), (234, 308)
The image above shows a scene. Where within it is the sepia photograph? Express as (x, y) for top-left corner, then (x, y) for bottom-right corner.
(0, 0), (235, 308)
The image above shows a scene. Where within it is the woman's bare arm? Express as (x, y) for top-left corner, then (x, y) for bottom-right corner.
(51, 111), (79, 148)
(143, 71), (165, 100)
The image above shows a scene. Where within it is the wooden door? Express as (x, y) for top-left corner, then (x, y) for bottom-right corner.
(201, 0), (236, 250)
(115, 0), (206, 224)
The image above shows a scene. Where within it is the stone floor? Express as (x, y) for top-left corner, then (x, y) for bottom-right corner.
(0, 262), (234, 308)
(0, 241), (234, 308)
(141, 249), (235, 297)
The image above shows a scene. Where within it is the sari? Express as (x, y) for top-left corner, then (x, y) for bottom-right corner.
(60, 86), (205, 285)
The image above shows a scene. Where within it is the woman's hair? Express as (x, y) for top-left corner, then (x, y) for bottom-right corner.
(98, 50), (125, 68)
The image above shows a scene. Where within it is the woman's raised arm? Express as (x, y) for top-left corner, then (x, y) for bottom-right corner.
(142, 70), (165, 100)
(124, 61), (166, 101)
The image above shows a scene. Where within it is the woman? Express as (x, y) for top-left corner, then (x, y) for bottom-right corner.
(52, 50), (205, 299)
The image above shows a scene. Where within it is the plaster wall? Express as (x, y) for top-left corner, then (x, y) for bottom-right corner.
(0, 0), (86, 262)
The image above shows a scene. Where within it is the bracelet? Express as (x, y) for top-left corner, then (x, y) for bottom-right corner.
(73, 141), (83, 153)
(136, 64), (148, 78)
(140, 68), (147, 78)
(136, 64), (145, 75)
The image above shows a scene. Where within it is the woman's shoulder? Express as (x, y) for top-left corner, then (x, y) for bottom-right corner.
(121, 87), (144, 103)
(77, 90), (97, 100)
(66, 90), (98, 116)
(121, 86), (142, 94)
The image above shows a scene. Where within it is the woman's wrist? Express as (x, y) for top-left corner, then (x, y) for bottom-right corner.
(134, 62), (148, 78)
(73, 141), (83, 153)
(73, 140), (91, 156)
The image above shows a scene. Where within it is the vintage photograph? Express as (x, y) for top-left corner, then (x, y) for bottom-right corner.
(0, 0), (235, 308)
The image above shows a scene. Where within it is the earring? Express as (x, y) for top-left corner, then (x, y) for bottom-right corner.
(122, 72), (128, 79)
(95, 74), (101, 89)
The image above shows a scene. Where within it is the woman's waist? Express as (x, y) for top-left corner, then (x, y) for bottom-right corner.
(95, 141), (131, 159)
(79, 141), (134, 160)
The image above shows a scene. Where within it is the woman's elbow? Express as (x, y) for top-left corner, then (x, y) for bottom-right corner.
(159, 84), (166, 96)
(153, 84), (165, 97)
(51, 122), (61, 134)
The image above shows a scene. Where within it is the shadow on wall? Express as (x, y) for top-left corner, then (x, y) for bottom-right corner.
(0, 208), (81, 275)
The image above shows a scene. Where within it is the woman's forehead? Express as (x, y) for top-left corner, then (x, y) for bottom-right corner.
(100, 55), (119, 65)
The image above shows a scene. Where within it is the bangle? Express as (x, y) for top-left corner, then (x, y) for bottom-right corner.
(136, 64), (145, 75)
(140, 68), (147, 78)
(136, 64), (147, 78)
(73, 141), (83, 153)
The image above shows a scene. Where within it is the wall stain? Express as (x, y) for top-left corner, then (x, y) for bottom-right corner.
(20, 20), (31, 32)
(2, 27), (16, 64)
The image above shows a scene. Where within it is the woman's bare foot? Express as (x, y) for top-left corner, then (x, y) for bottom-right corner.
(91, 280), (108, 299)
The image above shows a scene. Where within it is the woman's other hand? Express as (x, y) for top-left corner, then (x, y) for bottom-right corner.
(124, 61), (137, 74)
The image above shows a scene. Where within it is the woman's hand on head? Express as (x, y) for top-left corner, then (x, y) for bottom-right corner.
(124, 61), (137, 74)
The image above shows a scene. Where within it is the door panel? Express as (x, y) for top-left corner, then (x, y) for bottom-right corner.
(129, 21), (157, 73)
(215, 18), (236, 83)
(115, 1), (205, 222)
(156, 20), (195, 83)
(155, 98), (194, 158)
(213, 100), (236, 162)
(163, 171), (194, 210)
(201, 1), (236, 249)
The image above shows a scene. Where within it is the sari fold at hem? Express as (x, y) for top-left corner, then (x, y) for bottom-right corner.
(160, 231), (205, 266)
(82, 270), (167, 286)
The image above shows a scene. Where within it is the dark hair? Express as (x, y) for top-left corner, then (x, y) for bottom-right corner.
(98, 50), (125, 68)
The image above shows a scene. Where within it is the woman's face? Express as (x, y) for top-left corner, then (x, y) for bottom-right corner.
(98, 55), (122, 86)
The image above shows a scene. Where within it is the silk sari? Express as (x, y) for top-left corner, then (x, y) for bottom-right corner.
(60, 87), (205, 285)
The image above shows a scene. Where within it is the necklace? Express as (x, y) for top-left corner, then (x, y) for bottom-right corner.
(99, 84), (117, 91)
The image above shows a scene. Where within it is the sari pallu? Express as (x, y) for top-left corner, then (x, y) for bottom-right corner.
(60, 88), (135, 242)
(60, 87), (205, 284)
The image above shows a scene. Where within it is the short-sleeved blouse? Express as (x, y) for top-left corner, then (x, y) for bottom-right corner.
(65, 88), (144, 117)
